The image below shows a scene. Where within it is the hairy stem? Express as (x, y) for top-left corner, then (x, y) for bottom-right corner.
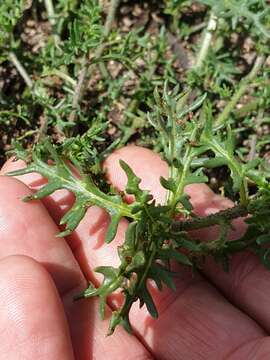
(169, 148), (192, 212)
(9, 52), (33, 89)
(68, 56), (88, 123)
(194, 12), (218, 70)
(215, 55), (265, 127)
(170, 198), (265, 232)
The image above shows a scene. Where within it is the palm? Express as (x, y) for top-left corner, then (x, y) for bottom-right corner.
(0, 146), (270, 360)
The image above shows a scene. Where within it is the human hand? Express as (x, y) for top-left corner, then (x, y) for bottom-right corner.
(1, 146), (270, 360)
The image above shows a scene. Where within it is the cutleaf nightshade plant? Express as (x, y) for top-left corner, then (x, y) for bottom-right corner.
(8, 89), (270, 334)
(2, 0), (270, 335)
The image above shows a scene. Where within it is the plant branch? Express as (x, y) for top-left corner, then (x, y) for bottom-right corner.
(9, 52), (33, 89)
(193, 12), (218, 71)
(215, 55), (265, 127)
(171, 196), (266, 233)
(172, 204), (248, 232)
(69, 56), (88, 123)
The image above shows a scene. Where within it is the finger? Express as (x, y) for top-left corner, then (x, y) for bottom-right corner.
(2, 152), (267, 359)
(0, 255), (74, 360)
(0, 175), (153, 360)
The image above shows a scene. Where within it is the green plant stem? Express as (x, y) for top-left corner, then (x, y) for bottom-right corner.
(46, 69), (76, 87)
(168, 146), (193, 214)
(233, 98), (260, 117)
(194, 12), (218, 70)
(215, 55), (265, 127)
(116, 242), (157, 328)
(9, 52), (33, 89)
(172, 195), (267, 233)
(239, 181), (248, 206)
(172, 203), (248, 232)
(69, 56), (88, 123)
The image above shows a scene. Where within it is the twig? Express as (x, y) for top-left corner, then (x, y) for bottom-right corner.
(193, 12), (218, 71)
(35, 115), (48, 143)
(247, 134), (257, 161)
(68, 57), (88, 123)
(68, 0), (120, 123)
(9, 52), (33, 89)
(172, 196), (268, 233)
(216, 55), (265, 127)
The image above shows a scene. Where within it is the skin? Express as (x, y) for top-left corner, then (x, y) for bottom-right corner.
(1, 145), (270, 359)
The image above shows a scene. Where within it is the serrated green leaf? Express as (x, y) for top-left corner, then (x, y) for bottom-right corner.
(158, 247), (192, 266)
(95, 266), (118, 280)
(150, 263), (176, 291)
(83, 282), (98, 297)
(203, 157), (228, 168)
(120, 159), (152, 203)
(126, 251), (146, 272)
(201, 101), (214, 139)
(108, 311), (122, 336)
(178, 193), (193, 212)
(124, 221), (138, 249)
(178, 238), (200, 251)
(105, 212), (122, 243)
(244, 158), (261, 171)
(58, 199), (87, 237)
(225, 125), (235, 157)
(108, 311), (132, 336)
(160, 176), (176, 192)
(177, 93), (207, 118)
(148, 268), (163, 291)
(139, 284), (158, 319)
(8, 140), (135, 245)
(184, 173), (208, 185)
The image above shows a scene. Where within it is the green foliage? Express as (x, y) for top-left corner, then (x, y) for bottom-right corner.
(57, 0), (103, 64)
(0, 0), (27, 51)
(9, 139), (135, 242)
(2, 0), (270, 335)
(200, 0), (270, 39)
